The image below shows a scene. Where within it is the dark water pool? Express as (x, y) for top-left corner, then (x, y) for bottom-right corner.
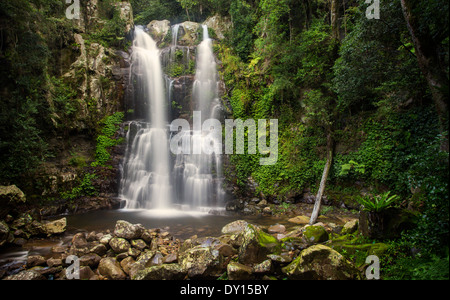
(65, 208), (296, 240)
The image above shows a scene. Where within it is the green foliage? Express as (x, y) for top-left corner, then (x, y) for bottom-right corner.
(90, 6), (128, 48)
(91, 112), (125, 167)
(61, 173), (97, 201)
(356, 192), (401, 213)
(339, 160), (365, 177)
(229, 0), (257, 61)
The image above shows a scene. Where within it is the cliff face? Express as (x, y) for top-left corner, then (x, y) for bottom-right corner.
(0, 1), (134, 203)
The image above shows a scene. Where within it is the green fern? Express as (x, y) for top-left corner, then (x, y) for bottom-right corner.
(356, 191), (400, 212)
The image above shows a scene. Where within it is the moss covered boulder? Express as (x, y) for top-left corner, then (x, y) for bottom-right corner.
(282, 245), (360, 280)
(303, 225), (329, 245)
(238, 225), (281, 265)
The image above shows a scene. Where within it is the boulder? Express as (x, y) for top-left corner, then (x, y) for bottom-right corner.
(0, 185), (26, 219)
(341, 219), (359, 235)
(203, 15), (232, 40)
(302, 225), (329, 245)
(238, 225), (281, 265)
(288, 215), (310, 225)
(98, 257), (126, 280)
(109, 237), (131, 254)
(282, 245), (360, 280)
(178, 21), (201, 46)
(72, 233), (88, 248)
(227, 261), (254, 280)
(0, 185), (26, 204)
(133, 263), (187, 280)
(268, 224), (286, 234)
(221, 220), (249, 235)
(180, 246), (224, 279)
(147, 20), (171, 43)
(26, 255), (46, 268)
(3, 270), (45, 280)
(79, 254), (102, 268)
(41, 218), (67, 236)
(114, 220), (145, 240)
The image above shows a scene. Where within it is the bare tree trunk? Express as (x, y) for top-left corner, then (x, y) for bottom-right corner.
(330, 0), (340, 40)
(401, 0), (449, 151)
(310, 133), (334, 225)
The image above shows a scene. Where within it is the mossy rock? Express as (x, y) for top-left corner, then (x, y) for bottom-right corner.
(282, 244), (360, 280)
(303, 225), (329, 245)
(238, 225), (281, 265)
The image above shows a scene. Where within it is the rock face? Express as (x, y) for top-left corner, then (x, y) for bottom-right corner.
(147, 20), (171, 43)
(282, 245), (360, 280)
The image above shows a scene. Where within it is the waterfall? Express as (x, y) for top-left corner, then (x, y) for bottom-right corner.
(173, 25), (225, 210)
(119, 26), (172, 209)
(120, 24), (225, 213)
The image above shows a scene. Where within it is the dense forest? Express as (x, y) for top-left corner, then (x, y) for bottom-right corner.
(0, 0), (448, 280)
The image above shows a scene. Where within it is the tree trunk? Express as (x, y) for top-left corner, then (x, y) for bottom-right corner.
(309, 133), (334, 225)
(401, 0), (449, 151)
(185, 8), (191, 22)
(330, 0), (340, 40)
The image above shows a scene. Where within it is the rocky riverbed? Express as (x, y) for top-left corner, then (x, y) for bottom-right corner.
(1, 217), (368, 280)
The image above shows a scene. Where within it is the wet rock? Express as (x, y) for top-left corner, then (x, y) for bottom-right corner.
(163, 252), (178, 264)
(120, 256), (135, 275)
(27, 255), (46, 268)
(131, 239), (147, 251)
(47, 258), (63, 268)
(100, 233), (113, 245)
(133, 264), (187, 280)
(268, 224), (286, 234)
(72, 233), (88, 248)
(0, 185), (26, 205)
(98, 257), (126, 280)
(79, 254), (102, 268)
(109, 237), (131, 254)
(147, 20), (171, 43)
(288, 215), (310, 225)
(221, 220), (248, 235)
(253, 259), (272, 274)
(238, 225), (281, 265)
(302, 225), (329, 245)
(341, 219), (359, 235)
(282, 245), (360, 280)
(40, 218), (67, 236)
(227, 261), (253, 280)
(180, 246), (224, 279)
(114, 220), (145, 240)
(90, 243), (108, 256)
(79, 266), (96, 280)
(3, 270), (45, 280)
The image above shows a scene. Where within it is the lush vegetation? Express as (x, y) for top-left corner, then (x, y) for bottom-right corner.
(212, 0), (448, 279)
(0, 0), (448, 280)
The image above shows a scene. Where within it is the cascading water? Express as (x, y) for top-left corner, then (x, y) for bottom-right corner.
(173, 25), (225, 210)
(119, 26), (172, 209)
(120, 24), (225, 213)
